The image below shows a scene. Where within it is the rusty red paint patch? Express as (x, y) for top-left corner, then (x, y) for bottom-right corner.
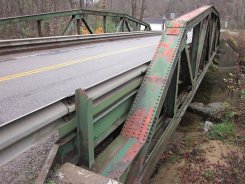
(177, 6), (211, 21)
(169, 21), (185, 28)
(122, 109), (146, 136)
(166, 28), (180, 35)
(159, 40), (175, 63)
(145, 76), (167, 85)
(122, 108), (154, 142)
(162, 47), (175, 63)
(159, 42), (170, 48)
(105, 142), (143, 180)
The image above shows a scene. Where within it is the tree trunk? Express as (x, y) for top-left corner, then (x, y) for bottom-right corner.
(140, 0), (146, 20)
(80, 0), (84, 8)
(132, 0), (137, 18)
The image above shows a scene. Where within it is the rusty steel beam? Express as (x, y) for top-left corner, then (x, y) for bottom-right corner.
(94, 6), (220, 183)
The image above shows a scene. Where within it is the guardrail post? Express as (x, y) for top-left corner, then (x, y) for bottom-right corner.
(37, 20), (42, 37)
(75, 89), (94, 169)
(103, 16), (107, 33)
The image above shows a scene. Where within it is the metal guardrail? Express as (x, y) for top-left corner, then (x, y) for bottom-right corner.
(0, 62), (149, 166)
(0, 31), (160, 55)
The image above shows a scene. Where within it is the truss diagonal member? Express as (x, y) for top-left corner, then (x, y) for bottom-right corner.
(95, 20), (186, 180)
(95, 5), (220, 183)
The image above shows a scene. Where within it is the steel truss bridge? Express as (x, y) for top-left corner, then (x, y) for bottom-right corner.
(0, 6), (220, 184)
(0, 8), (151, 38)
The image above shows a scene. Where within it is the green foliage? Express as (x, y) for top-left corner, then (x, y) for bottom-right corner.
(183, 136), (192, 149)
(209, 63), (218, 72)
(222, 103), (237, 120)
(208, 121), (235, 141)
(225, 111), (237, 119)
(241, 90), (245, 99)
(107, 19), (116, 33)
(203, 169), (215, 183)
(45, 179), (56, 184)
(168, 155), (179, 163)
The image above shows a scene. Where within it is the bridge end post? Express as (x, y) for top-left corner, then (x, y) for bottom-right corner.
(75, 89), (94, 169)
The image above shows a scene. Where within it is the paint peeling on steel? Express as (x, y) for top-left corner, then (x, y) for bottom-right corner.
(166, 20), (186, 28)
(176, 6), (211, 21)
(122, 108), (154, 142)
(98, 22), (185, 180)
(106, 141), (142, 180)
(100, 138), (137, 177)
(166, 28), (180, 35)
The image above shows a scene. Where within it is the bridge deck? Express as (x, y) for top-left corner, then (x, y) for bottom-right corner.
(0, 35), (160, 126)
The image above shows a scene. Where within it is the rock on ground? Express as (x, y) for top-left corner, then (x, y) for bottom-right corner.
(189, 102), (226, 120)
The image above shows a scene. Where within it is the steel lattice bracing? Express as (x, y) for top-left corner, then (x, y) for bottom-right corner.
(0, 9), (151, 38)
(94, 6), (220, 183)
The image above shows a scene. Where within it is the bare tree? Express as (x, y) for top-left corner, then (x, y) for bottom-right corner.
(140, 0), (146, 20)
(80, 0), (84, 8)
(132, 0), (137, 18)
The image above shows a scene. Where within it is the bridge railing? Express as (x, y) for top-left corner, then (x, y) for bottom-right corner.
(0, 9), (151, 39)
(0, 31), (158, 55)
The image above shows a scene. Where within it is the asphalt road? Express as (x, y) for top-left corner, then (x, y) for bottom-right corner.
(0, 35), (161, 126)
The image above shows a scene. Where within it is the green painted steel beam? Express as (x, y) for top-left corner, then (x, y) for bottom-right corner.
(37, 20), (42, 37)
(0, 8), (150, 28)
(103, 16), (107, 33)
(93, 77), (142, 116)
(140, 49), (218, 182)
(94, 93), (135, 146)
(57, 78), (143, 162)
(76, 19), (81, 35)
(94, 21), (186, 181)
(124, 20), (133, 32)
(93, 6), (220, 183)
(191, 22), (201, 78)
(81, 18), (94, 34)
(116, 18), (124, 32)
(75, 89), (94, 169)
(61, 15), (75, 36)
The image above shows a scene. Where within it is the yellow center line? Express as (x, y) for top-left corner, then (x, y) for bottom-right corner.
(0, 43), (156, 82)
